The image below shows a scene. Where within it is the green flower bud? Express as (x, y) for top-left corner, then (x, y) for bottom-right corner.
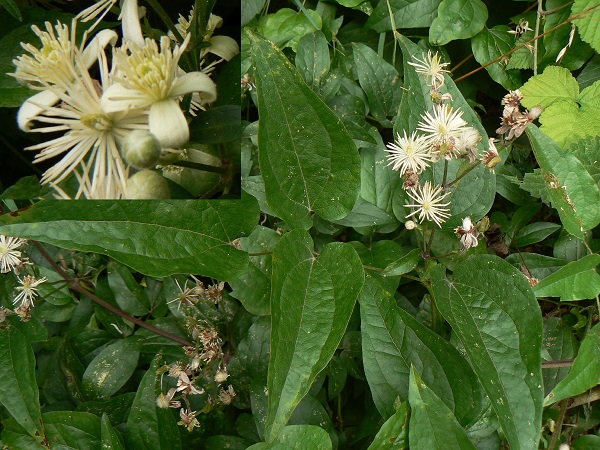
(126, 170), (170, 199)
(121, 130), (161, 169)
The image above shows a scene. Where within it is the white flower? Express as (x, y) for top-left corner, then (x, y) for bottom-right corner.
(456, 127), (481, 162)
(385, 131), (433, 176)
(13, 275), (47, 308)
(101, 35), (217, 148)
(405, 181), (451, 227)
(418, 104), (469, 146)
(0, 235), (27, 273)
(23, 48), (149, 199)
(454, 217), (479, 251)
(408, 51), (450, 89)
(77, 0), (144, 46)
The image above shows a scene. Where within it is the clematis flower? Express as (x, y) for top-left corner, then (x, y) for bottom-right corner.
(405, 181), (451, 227)
(385, 130), (433, 176)
(0, 235), (27, 274)
(77, 0), (144, 46)
(13, 275), (47, 308)
(101, 34), (217, 148)
(408, 51), (450, 90)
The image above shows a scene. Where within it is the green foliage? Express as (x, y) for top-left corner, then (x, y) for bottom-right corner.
(1, 0), (599, 448)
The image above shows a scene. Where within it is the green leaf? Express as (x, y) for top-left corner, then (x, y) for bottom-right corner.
(570, 136), (600, 186)
(257, 8), (322, 51)
(532, 254), (600, 301)
(545, 324), (600, 406)
(429, 0), (488, 46)
(515, 169), (552, 204)
(107, 262), (150, 316)
(408, 367), (477, 450)
(505, 253), (568, 280)
(82, 338), (141, 400)
(513, 222), (561, 247)
(0, 196), (260, 279)
(188, 105), (241, 143)
(127, 355), (181, 450)
(367, 401), (409, 450)
(266, 229), (364, 440)
(360, 275), (482, 426)
(572, 435), (600, 450)
(0, 324), (43, 442)
(543, 317), (579, 396)
(0, 0), (21, 20)
(248, 30), (361, 230)
(100, 414), (126, 450)
(429, 255), (544, 450)
(553, 228), (591, 261)
(352, 43), (401, 125)
(520, 66), (579, 109)
(572, 0), (600, 53)
(471, 26), (522, 90)
(42, 411), (101, 449)
(295, 31), (330, 91)
(366, 0), (442, 32)
(229, 226), (280, 316)
(242, 0), (267, 26)
(350, 240), (405, 293)
(525, 125), (600, 236)
(382, 248), (420, 277)
(247, 425), (332, 450)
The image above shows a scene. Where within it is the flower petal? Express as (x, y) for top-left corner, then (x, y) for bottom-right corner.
(101, 83), (152, 113)
(18, 90), (61, 131)
(120, 0), (144, 46)
(149, 99), (189, 148)
(170, 72), (217, 103)
(81, 29), (118, 69)
(207, 35), (239, 61)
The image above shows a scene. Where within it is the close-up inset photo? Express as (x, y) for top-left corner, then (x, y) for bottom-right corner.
(1, 0), (241, 199)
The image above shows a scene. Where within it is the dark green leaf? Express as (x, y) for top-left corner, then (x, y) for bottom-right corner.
(471, 26), (522, 90)
(188, 105), (241, 143)
(533, 254), (600, 301)
(242, 0), (267, 26)
(42, 411), (101, 449)
(366, 0), (442, 32)
(100, 414), (126, 450)
(0, 323), (44, 442)
(408, 367), (477, 450)
(429, 0), (488, 46)
(0, 0), (21, 21)
(360, 275), (482, 425)
(107, 262), (150, 316)
(266, 229), (364, 440)
(82, 338), (141, 400)
(429, 256), (543, 450)
(545, 324), (600, 406)
(247, 425), (332, 449)
(543, 317), (579, 396)
(248, 30), (361, 229)
(0, 196), (260, 279)
(127, 355), (181, 450)
(513, 222), (560, 247)
(295, 31), (330, 91)
(382, 248), (420, 277)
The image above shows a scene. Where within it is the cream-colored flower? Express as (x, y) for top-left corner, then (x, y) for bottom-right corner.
(405, 181), (451, 227)
(77, 0), (144, 46)
(454, 217), (479, 251)
(0, 235), (27, 273)
(408, 51), (450, 89)
(385, 130), (433, 176)
(23, 48), (148, 199)
(418, 105), (469, 145)
(101, 35), (217, 148)
(14, 275), (47, 308)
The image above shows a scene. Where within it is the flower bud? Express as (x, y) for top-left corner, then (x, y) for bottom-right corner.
(121, 130), (161, 170)
(126, 170), (170, 199)
(405, 220), (416, 230)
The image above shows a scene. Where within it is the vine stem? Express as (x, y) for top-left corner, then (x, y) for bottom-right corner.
(32, 241), (193, 347)
(534, 0), (543, 75)
(454, 2), (600, 83)
(547, 399), (568, 450)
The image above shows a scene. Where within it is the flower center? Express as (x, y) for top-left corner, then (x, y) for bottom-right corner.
(81, 113), (114, 131)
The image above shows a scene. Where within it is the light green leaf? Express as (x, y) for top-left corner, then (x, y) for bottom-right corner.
(545, 324), (600, 406)
(366, 0), (442, 32)
(257, 8), (322, 51)
(408, 367), (477, 450)
(266, 229), (364, 440)
(506, 32), (535, 70)
(248, 425), (332, 450)
(127, 355), (181, 450)
(533, 254), (600, 301)
(360, 275), (482, 425)
(0, 196), (259, 279)
(0, 323), (43, 442)
(100, 414), (126, 450)
(367, 401), (409, 450)
(248, 30), (361, 230)
(515, 169), (551, 204)
(520, 66), (580, 108)
(570, 137), (600, 186)
(572, 0), (600, 53)
(525, 125), (600, 236)
(471, 26), (522, 90)
(429, 255), (544, 450)
(352, 43), (401, 125)
(295, 31), (330, 91)
(429, 0), (488, 45)
(82, 338), (141, 400)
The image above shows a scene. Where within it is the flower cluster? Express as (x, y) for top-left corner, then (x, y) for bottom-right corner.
(496, 89), (541, 141)
(11, 1), (239, 199)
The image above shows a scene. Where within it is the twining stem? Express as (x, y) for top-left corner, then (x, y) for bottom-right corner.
(444, 162), (480, 190)
(454, 2), (600, 83)
(32, 241), (193, 347)
(533, 0), (543, 75)
(547, 399), (569, 450)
